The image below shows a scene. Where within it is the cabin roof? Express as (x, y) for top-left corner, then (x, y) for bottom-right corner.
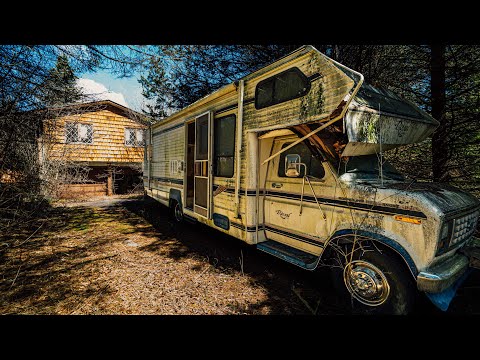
(9, 100), (152, 126)
(42, 100), (151, 126)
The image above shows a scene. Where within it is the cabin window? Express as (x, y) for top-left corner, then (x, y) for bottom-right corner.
(65, 122), (93, 144)
(255, 67), (310, 110)
(278, 142), (325, 179)
(125, 128), (145, 147)
(214, 114), (236, 177)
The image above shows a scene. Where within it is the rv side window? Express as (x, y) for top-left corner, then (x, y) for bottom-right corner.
(255, 67), (310, 110)
(278, 142), (324, 179)
(214, 114), (236, 177)
(196, 114), (209, 160)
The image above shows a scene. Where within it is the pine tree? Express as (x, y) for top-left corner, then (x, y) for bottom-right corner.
(139, 45), (295, 119)
(40, 54), (84, 107)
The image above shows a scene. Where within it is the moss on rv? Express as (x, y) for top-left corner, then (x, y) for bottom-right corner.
(357, 113), (381, 143)
(300, 81), (325, 121)
(299, 52), (325, 121)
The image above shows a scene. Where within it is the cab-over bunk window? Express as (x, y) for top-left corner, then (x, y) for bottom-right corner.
(255, 67), (310, 109)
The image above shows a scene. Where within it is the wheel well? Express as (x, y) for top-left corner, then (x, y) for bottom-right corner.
(321, 232), (418, 280)
(169, 189), (182, 209)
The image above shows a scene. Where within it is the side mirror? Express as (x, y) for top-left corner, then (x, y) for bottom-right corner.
(285, 154), (302, 177)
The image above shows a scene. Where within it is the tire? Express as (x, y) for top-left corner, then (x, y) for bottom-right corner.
(330, 241), (416, 315)
(171, 200), (184, 223)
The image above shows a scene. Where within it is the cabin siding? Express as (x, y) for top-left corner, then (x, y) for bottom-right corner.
(41, 102), (149, 198)
(44, 108), (146, 164)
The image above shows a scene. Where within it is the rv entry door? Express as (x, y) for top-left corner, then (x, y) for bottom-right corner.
(192, 112), (213, 218)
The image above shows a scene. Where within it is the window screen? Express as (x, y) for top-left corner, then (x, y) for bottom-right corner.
(278, 142), (325, 179)
(65, 122), (93, 144)
(195, 177), (208, 208)
(214, 114), (236, 177)
(136, 129), (144, 146)
(255, 67), (310, 110)
(125, 128), (145, 147)
(65, 122), (78, 143)
(195, 114), (209, 160)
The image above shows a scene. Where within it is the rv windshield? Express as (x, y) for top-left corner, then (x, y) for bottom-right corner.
(338, 154), (405, 182)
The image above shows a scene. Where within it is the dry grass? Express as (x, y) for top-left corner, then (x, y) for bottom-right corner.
(2, 195), (479, 315)
(0, 196), (329, 315)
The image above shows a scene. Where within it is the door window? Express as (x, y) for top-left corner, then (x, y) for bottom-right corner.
(277, 142), (325, 179)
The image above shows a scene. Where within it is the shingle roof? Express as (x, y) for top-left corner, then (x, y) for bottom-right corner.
(43, 99), (152, 126)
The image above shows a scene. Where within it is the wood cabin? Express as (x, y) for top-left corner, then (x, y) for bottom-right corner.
(39, 100), (150, 198)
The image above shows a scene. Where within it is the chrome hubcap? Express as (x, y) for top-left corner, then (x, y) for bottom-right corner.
(343, 260), (390, 306)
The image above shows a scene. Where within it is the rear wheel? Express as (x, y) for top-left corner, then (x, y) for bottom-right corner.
(171, 200), (184, 223)
(329, 239), (416, 315)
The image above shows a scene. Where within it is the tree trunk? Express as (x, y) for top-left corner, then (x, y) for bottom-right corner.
(431, 44), (447, 182)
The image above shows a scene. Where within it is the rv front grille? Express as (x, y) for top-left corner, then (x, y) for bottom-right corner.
(450, 210), (479, 247)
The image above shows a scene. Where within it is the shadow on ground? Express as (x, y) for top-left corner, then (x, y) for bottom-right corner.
(0, 206), (121, 314)
(118, 197), (480, 315)
(2, 195), (479, 315)
(110, 196), (345, 315)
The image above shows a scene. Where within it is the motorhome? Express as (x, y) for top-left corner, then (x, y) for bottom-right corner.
(144, 45), (480, 314)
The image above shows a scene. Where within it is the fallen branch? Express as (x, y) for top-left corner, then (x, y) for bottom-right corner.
(9, 264), (22, 289)
(13, 221), (45, 248)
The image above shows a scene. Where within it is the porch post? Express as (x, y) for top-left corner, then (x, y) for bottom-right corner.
(107, 166), (113, 196)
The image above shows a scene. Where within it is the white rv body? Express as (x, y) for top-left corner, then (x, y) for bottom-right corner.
(144, 46), (480, 312)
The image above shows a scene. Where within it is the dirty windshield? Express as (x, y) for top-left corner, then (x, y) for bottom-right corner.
(338, 154), (405, 181)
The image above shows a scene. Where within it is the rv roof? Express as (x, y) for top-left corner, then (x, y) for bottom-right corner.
(152, 45), (317, 129)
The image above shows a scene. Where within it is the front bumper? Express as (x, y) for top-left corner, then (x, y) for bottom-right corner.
(417, 236), (480, 293)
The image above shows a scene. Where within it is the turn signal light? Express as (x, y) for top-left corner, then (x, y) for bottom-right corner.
(394, 215), (422, 225)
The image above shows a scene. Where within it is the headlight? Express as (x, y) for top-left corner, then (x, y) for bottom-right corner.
(437, 220), (453, 255)
(440, 222), (450, 239)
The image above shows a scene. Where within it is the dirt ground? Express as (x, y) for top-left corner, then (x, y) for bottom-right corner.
(1, 194), (480, 315)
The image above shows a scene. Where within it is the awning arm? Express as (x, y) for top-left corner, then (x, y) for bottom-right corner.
(261, 67), (363, 166)
(261, 115), (340, 165)
(261, 57), (364, 166)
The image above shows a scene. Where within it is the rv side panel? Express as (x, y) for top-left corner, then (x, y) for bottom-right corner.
(145, 46), (354, 246)
(147, 118), (185, 206)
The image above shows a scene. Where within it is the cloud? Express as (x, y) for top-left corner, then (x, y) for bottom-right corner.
(77, 78), (129, 107)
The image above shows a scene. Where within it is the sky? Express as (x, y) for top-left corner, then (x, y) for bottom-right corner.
(77, 70), (148, 112)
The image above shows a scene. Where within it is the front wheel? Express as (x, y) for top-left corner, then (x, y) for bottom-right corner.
(330, 241), (416, 315)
